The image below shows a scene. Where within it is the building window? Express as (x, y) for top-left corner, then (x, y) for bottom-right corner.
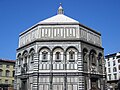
(118, 59), (120, 63)
(18, 57), (22, 66)
(105, 67), (106, 72)
(69, 50), (75, 60)
(113, 57), (115, 59)
(0, 69), (3, 76)
(98, 53), (102, 65)
(119, 65), (120, 70)
(13, 64), (15, 69)
(12, 80), (14, 85)
(6, 70), (10, 77)
(113, 61), (115, 66)
(24, 56), (27, 64)
(114, 73), (117, 80)
(83, 49), (88, 71)
(0, 79), (1, 84)
(108, 62), (110, 66)
(42, 51), (48, 60)
(31, 54), (34, 62)
(56, 52), (60, 60)
(113, 67), (117, 72)
(6, 65), (10, 68)
(0, 64), (2, 68)
(108, 68), (111, 73)
(117, 55), (120, 58)
(13, 71), (15, 77)
(30, 51), (34, 62)
(108, 74), (111, 80)
(5, 80), (8, 84)
(89, 50), (96, 66)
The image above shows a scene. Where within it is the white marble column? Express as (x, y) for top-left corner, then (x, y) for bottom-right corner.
(88, 78), (91, 90)
(32, 53), (39, 90)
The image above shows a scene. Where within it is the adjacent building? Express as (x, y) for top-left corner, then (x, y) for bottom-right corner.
(105, 52), (120, 89)
(15, 4), (106, 90)
(0, 59), (15, 90)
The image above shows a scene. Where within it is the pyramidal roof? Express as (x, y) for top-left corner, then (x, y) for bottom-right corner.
(39, 4), (79, 24)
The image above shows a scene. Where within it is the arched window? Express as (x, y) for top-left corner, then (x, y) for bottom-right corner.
(17, 54), (21, 65)
(56, 52), (61, 60)
(5, 80), (8, 84)
(98, 53), (102, 65)
(24, 56), (27, 63)
(69, 50), (75, 60)
(0, 69), (3, 76)
(52, 47), (64, 70)
(113, 67), (117, 72)
(31, 53), (34, 61)
(83, 48), (88, 71)
(66, 47), (78, 70)
(30, 50), (35, 63)
(22, 51), (28, 72)
(119, 65), (120, 70)
(6, 70), (10, 77)
(83, 49), (88, 62)
(22, 51), (28, 64)
(13, 71), (15, 77)
(18, 57), (21, 65)
(89, 50), (96, 66)
(39, 47), (51, 70)
(29, 49), (35, 71)
(42, 51), (48, 60)
(118, 59), (120, 63)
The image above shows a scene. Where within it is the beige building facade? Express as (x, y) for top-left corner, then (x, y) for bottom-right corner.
(0, 59), (15, 90)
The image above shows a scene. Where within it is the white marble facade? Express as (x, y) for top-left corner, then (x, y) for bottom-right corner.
(15, 4), (106, 90)
(19, 25), (101, 48)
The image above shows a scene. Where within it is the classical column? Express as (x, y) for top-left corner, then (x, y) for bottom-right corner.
(64, 52), (67, 90)
(88, 77), (91, 90)
(50, 52), (53, 90)
(78, 75), (85, 90)
(78, 52), (83, 71)
(96, 54), (99, 73)
(78, 52), (85, 90)
(28, 54), (30, 71)
(32, 53), (39, 90)
(86, 53), (89, 72)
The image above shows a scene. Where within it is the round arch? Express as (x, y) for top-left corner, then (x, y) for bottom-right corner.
(65, 46), (78, 53)
(38, 46), (51, 53)
(22, 50), (28, 56)
(17, 53), (21, 58)
(98, 52), (103, 65)
(89, 49), (97, 66)
(52, 46), (64, 52)
(29, 48), (35, 54)
(83, 48), (88, 53)
(89, 49), (97, 55)
(98, 53), (103, 57)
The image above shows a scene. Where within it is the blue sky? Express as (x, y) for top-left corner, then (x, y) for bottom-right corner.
(0, 0), (120, 60)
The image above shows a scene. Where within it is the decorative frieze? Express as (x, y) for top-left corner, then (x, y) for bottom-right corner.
(19, 26), (79, 47)
(80, 28), (101, 46)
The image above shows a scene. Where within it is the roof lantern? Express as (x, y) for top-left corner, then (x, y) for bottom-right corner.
(58, 3), (64, 14)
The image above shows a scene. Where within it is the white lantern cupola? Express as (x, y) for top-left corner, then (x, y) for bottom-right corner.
(58, 3), (64, 14)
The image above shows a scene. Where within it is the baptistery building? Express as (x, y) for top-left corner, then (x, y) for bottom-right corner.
(15, 4), (106, 90)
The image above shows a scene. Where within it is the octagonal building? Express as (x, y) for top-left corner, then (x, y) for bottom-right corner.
(15, 4), (106, 90)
